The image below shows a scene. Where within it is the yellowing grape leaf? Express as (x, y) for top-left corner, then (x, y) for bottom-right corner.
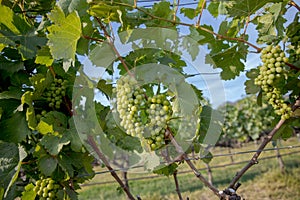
(37, 120), (54, 135)
(47, 6), (81, 71)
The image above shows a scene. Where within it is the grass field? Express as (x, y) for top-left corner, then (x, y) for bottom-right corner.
(78, 138), (300, 200)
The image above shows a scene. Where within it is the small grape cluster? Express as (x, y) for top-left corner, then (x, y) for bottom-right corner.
(114, 76), (173, 150)
(33, 177), (60, 200)
(45, 78), (67, 109)
(36, 110), (47, 122)
(254, 45), (292, 119)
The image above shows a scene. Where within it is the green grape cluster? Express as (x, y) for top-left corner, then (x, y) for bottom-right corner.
(45, 78), (68, 109)
(254, 45), (292, 120)
(114, 76), (172, 150)
(33, 177), (60, 200)
(146, 94), (172, 150)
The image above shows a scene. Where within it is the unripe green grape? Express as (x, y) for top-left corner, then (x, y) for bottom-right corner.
(47, 183), (54, 190)
(275, 67), (282, 73)
(151, 143), (157, 150)
(37, 190), (43, 196)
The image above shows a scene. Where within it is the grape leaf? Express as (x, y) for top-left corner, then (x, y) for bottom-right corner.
(26, 106), (37, 130)
(207, 1), (219, 17)
(97, 79), (113, 99)
(47, 6), (82, 71)
(153, 163), (178, 177)
(0, 87), (22, 100)
(255, 3), (286, 43)
(227, 0), (281, 18)
(180, 8), (197, 19)
(180, 0), (205, 19)
(182, 36), (200, 61)
(35, 46), (54, 66)
(0, 142), (27, 198)
(21, 183), (36, 200)
(41, 111), (68, 133)
(40, 135), (70, 156)
(206, 43), (248, 80)
(0, 59), (24, 76)
(0, 112), (31, 143)
(57, 154), (75, 178)
(273, 121), (293, 140)
(199, 106), (223, 145)
(194, 25), (229, 54)
(0, 4), (46, 59)
(64, 118), (83, 152)
(89, 42), (116, 68)
(57, 0), (89, 16)
(38, 155), (58, 176)
(37, 120), (54, 135)
(245, 68), (260, 94)
(10, 71), (31, 87)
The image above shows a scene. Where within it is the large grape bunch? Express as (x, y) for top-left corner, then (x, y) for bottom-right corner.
(45, 77), (68, 109)
(33, 177), (61, 200)
(254, 45), (292, 120)
(113, 76), (173, 151)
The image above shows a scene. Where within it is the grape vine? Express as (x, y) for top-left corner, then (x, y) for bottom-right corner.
(0, 0), (299, 200)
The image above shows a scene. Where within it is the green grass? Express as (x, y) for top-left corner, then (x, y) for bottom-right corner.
(78, 138), (300, 200)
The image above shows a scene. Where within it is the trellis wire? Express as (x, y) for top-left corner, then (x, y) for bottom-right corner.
(81, 150), (300, 187)
(79, 144), (300, 183)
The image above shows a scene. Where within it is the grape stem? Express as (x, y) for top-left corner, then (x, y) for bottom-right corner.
(228, 96), (300, 190)
(82, 35), (104, 43)
(285, 62), (300, 71)
(228, 118), (286, 189)
(173, 170), (183, 200)
(195, 0), (206, 27)
(165, 128), (223, 198)
(95, 17), (134, 77)
(289, 1), (300, 11)
(87, 135), (136, 200)
(173, 0), (180, 22)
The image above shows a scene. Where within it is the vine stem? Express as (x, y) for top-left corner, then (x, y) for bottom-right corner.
(229, 97), (300, 189)
(95, 17), (134, 76)
(289, 0), (300, 11)
(131, 6), (262, 52)
(228, 118), (286, 189)
(173, 170), (183, 200)
(196, 0), (206, 27)
(87, 135), (136, 200)
(165, 128), (223, 198)
(173, 0), (180, 22)
(285, 62), (300, 71)
(82, 35), (104, 42)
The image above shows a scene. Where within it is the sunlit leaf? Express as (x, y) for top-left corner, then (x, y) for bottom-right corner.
(47, 6), (81, 71)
